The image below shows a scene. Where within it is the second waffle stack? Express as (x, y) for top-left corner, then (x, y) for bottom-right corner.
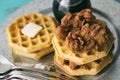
(52, 9), (114, 76)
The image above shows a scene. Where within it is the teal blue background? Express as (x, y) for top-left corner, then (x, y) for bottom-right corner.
(0, 0), (32, 25)
(0, 0), (119, 26)
(116, 0), (120, 2)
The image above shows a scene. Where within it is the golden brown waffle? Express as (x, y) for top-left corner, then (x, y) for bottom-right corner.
(7, 13), (57, 53)
(52, 36), (114, 65)
(54, 52), (112, 76)
(12, 46), (54, 60)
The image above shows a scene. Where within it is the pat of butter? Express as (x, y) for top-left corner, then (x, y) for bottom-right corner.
(21, 22), (42, 38)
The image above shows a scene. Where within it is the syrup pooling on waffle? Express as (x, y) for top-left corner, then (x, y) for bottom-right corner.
(7, 13), (56, 53)
(54, 52), (112, 76)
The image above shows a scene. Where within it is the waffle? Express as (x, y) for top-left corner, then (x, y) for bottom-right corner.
(54, 51), (112, 76)
(7, 13), (57, 53)
(12, 46), (54, 60)
(52, 36), (114, 65)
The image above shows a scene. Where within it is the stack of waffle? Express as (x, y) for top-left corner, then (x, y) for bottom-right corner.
(52, 9), (114, 76)
(7, 13), (57, 60)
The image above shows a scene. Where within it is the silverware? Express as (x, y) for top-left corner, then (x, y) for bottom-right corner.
(0, 55), (77, 80)
(0, 64), (77, 80)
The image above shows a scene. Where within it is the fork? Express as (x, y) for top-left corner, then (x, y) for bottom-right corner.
(0, 55), (76, 80)
(0, 64), (79, 80)
(0, 54), (56, 80)
(0, 64), (70, 80)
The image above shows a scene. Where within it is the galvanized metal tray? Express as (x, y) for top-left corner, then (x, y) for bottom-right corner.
(0, 0), (120, 80)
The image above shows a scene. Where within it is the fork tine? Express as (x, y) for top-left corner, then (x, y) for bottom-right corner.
(0, 74), (12, 80)
(7, 77), (24, 80)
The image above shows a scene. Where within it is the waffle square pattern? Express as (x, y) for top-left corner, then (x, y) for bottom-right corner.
(54, 51), (112, 76)
(7, 13), (57, 60)
(52, 36), (114, 65)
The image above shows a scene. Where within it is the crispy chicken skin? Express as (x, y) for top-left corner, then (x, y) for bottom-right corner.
(55, 9), (110, 55)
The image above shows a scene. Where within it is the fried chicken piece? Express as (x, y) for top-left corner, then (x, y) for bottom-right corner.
(55, 9), (110, 55)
